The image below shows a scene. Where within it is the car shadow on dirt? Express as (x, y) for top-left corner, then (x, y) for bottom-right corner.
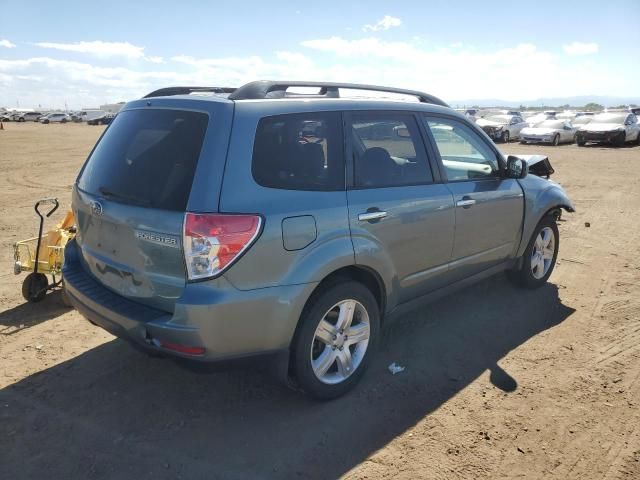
(0, 289), (71, 336)
(0, 274), (574, 479)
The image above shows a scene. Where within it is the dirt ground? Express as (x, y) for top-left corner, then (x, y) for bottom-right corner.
(1, 122), (639, 479)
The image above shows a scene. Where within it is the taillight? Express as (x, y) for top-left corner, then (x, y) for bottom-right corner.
(183, 213), (262, 281)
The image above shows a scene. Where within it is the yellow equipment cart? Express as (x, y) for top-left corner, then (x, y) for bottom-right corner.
(13, 198), (76, 303)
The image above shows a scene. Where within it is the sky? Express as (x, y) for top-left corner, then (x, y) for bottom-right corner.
(1, 0), (639, 109)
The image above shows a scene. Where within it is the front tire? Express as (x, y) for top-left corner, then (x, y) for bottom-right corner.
(552, 134), (560, 146)
(291, 281), (380, 400)
(612, 132), (625, 147)
(507, 215), (559, 289)
(502, 130), (510, 143)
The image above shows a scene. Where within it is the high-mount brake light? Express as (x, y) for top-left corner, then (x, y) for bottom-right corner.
(183, 213), (262, 280)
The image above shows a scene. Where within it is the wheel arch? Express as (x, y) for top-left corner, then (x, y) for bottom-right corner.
(301, 265), (387, 322)
(287, 264), (387, 383)
(517, 202), (574, 258)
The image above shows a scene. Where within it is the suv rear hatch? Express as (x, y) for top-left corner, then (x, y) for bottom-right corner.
(73, 100), (232, 312)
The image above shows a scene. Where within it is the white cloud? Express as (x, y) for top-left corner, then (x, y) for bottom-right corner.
(33, 41), (146, 59)
(563, 41), (599, 55)
(363, 15), (402, 32)
(0, 39), (16, 48)
(297, 37), (616, 101)
(0, 56), (183, 106)
(144, 56), (164, 64)
(275, 51), (313, 67)
(0, 37), (635, 109)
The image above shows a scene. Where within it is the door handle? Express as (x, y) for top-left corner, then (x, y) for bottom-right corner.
(456, 198), (476, 208)
(358, 210), (388, 222)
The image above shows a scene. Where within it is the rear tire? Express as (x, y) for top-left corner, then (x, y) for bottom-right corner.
(22, 273), (49, 302)
(291, 281), (380, 400)
(507, 215), (559, 289)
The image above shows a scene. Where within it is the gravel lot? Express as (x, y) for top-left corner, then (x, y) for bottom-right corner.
(1, 122), (639, 479)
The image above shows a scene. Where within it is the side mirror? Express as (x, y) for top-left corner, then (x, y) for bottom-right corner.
(506, 155), (527, 179)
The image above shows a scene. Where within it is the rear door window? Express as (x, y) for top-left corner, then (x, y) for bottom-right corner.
(78, 109), (208, 211)
(349, 113), (433, 188)
(251, 112), (344, 191)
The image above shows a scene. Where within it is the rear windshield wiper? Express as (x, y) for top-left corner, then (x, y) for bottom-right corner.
(98, 187), (152, 207)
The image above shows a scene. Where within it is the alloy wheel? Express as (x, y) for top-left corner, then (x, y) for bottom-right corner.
(310, 299), (370, 385)
(531, 227), (555, 279)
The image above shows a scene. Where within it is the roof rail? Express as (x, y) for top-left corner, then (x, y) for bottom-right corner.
(228, 80), (449, 107)
(143, 86), (236, 98)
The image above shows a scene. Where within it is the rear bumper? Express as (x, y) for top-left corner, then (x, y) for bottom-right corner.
(63, 239), (316, 364)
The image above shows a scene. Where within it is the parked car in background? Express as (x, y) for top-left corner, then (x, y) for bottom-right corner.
(455, 108), (479, 123)
(87, 112), (115, 125)
(572, 116), (593, 128)
(40, 113), (70, 124)
(576, 112), (640, 147)
(16, 112), (44, 122)
(1, 112), (22, 121)
(62, 80), (574, 399)
(556, 111), (577, 120)
(476, 114), (527, 142)
(69, 112), (85, 122)
(519, 119), (577, 145)
(526, 112), (557, 127)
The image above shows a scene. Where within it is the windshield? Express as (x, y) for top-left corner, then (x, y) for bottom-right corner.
(484, 115), (511, 123)
(537, 120), (564, 128)
(78, 109), (209, 211)
(592, 113), (627, 124)
(573, 117), (592, 125)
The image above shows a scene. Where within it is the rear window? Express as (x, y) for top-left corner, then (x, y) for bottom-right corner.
(78, 109), (208, 211)
(251, 112), (344, 191)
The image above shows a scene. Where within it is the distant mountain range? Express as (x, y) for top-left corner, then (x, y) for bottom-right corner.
(448, 95), (640, 108)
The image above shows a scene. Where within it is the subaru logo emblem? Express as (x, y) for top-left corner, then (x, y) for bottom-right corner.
(90, 201), (103, 216)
